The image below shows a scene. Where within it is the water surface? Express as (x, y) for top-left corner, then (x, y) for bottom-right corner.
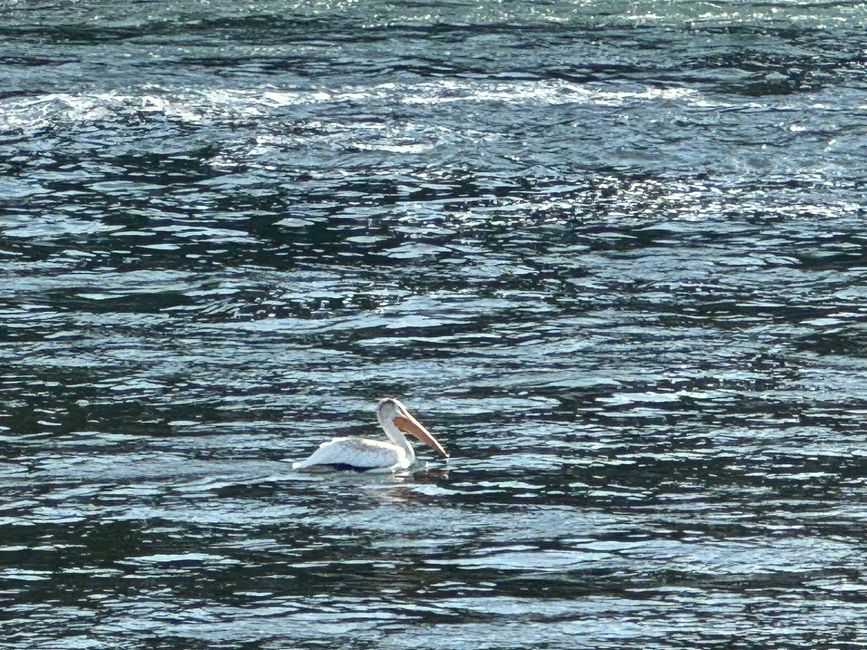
(1, 1), (866, 648)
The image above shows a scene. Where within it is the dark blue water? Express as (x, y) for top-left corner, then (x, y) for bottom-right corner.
(2, 1), (866, 648)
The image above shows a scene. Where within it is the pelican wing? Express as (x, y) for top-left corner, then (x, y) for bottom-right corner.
(292, 437), (407, 470)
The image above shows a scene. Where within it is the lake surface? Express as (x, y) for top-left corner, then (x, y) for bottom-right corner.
(2, 1), (866, 648)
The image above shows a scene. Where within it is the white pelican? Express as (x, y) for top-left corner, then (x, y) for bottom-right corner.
(292, 398), (448, 471)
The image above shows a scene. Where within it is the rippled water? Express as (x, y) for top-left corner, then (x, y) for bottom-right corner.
(2, 1), (866, 647)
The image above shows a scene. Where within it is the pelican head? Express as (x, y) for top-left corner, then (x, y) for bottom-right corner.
(377, 397), (449, 458)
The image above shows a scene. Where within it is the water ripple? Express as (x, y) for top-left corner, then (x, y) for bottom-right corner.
(2, 1), (866, 649)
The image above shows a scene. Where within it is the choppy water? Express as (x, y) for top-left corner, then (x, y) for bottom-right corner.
(2, 1), (867, 648)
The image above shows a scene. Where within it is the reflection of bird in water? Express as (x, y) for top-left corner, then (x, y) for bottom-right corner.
(292, 398), (449, 471)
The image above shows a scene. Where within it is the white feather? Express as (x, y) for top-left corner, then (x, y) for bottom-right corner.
(292, 437), (411, 470)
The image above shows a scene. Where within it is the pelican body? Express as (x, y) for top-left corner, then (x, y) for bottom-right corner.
(292, 398), (449, 471)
